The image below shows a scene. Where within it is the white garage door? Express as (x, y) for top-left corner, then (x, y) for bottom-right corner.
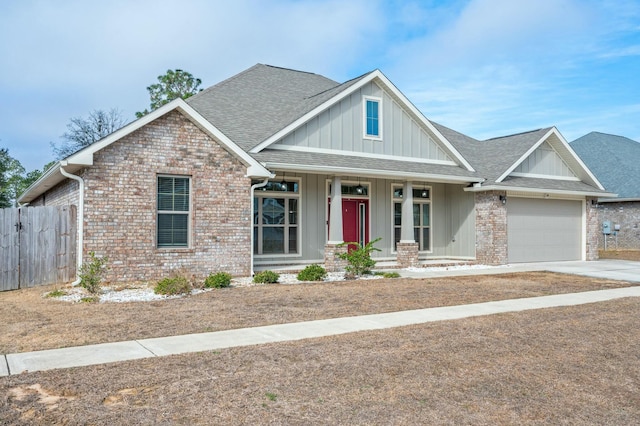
(507, 198), (582, 263)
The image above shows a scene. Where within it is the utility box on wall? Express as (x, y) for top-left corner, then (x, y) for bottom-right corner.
(602, 220), (612, 235)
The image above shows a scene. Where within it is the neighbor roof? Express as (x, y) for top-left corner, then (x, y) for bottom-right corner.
(570, 132), (640, 199)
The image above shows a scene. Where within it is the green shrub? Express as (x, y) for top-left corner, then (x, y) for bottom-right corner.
(296, 264), (327, 281)
(79, 251), (109, 294)
(154, 275), (192, 295)
(383, 271), (401, 279)
(80, 296), (99, 303)
(46, 288), (67, 298)
(338, 238), (382, 277)
(253, 270), (279, 284)
(204, 272), (232, 288)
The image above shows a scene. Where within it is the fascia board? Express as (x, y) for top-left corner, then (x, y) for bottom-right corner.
(175, 101), (272, 178)
(63, 98), (271, 178)
(263, 161), (484, 184)
(464, 184), (616, 198)
(17, 161), (62, 204)
(373, 71), (476, 172)
(249, 70), (476, 173)
(548, 127), (605, 190)
(495, 128), (551, 183)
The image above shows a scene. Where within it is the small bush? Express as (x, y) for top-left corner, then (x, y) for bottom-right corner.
(204, 272), (232, 288)
(297, 264), (327, 282)
(154, 275), (192, 295)
(79, 251), (108, 294)
(383, 271), (401, 279)
(253, 270), (279, 284)
(80, 296), (99, 303)
(338, 238), (382, 277)
(46, 288), (67, 298)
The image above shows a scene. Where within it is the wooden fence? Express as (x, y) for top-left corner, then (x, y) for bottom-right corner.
(0, 206), (77, 291)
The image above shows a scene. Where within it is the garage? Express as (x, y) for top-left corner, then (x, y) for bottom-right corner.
(507, 197), (583, 262)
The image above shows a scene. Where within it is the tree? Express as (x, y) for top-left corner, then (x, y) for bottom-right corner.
(136, 69), (203, 118)
(0, 149), (51, 207)
(52, 108), (126, 159)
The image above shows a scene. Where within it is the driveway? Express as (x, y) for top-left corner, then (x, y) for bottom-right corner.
(538, 259), (640, 283)
(400, 259), (640, 282)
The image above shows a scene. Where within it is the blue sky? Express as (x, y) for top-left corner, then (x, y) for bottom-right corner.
(1, 0), (639, 172)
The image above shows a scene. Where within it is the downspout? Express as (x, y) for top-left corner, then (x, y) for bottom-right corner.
(59, 163), (84, 286)
(250, 178), (270, 276)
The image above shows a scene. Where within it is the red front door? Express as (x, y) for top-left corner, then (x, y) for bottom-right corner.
(329, 198), (369, 248)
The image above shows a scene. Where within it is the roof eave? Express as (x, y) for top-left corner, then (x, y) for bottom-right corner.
(262, 161), (484, 184)
(464, 184), (616, 198)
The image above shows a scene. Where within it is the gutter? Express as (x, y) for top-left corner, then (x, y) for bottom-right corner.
(59, 163), (84, 286)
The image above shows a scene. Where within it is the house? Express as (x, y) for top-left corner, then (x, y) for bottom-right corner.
(18, 64), (613, 283)
(571, 132), (640, 250)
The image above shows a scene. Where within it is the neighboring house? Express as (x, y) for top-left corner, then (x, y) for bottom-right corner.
(571, 132), (640, 250)
(18, 64), (612, 283)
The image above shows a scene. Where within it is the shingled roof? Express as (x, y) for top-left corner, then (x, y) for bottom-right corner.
(570, 132), (640, 198)
(186, 64), (369, 151)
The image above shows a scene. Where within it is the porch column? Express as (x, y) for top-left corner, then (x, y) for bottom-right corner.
(400, 181), (414, 243)
(325, 176), (347, 272)
(398, 181), (420, 268)
(328, 176), (343, 244)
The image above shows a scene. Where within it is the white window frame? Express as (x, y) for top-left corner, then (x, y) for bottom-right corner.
(363, 95), (383, 140)
(253, 177), (302, 258)
(156, 174), (192, 249)
(391, 183), (432, 253)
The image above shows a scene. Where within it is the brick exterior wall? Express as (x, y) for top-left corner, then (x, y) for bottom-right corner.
(598, 201), (640, 250)
(30, 179), (79, 207)
(39, 110), (253, 284)
(474, 191), (507, 265)
(585, 197), (600, 260)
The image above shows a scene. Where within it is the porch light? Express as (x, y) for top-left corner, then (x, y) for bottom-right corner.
(355, 176), (364, 195)
(280, 173), (287, 191)
(499, 195), (507, 204)
(421, 188), (428, 198)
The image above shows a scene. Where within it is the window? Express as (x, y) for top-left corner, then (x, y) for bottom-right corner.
(393, 185), (431, 252)
(253, 178), (300, 255)
(364, 96), (382, 139)
(157, 176), (191, 248)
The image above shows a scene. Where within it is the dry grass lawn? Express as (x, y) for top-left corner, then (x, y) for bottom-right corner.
(1, 297), (639, 424)
(0, 272), (634, 354)
(599, 249), (640, 261)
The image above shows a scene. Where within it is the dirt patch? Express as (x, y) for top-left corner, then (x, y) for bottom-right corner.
(0, 299), (638, 424)
(0, 272), (634, 353)
(599, 249), (640, 261)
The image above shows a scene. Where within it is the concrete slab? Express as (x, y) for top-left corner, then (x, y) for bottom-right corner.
(6, 340), (155, 374)
(0, 355), (8, 377)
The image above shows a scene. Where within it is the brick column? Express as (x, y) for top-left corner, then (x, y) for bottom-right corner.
(324, 243), (348, 272)
(396, 242), (419, 268)
(585, 197), (599, 260)
(474, 191), (508, 265)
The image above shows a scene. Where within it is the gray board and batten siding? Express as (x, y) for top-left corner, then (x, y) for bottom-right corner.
(273, 82), (455, 163)
(254, 173), (476, 266)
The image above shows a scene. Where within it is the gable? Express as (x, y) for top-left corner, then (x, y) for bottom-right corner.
(269, 81), (457, 166)
(510, 141), (578, 180)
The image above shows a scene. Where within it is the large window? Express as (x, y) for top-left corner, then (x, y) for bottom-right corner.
(363, 96), (382, 139)
(253, 178), (300, 255)
(393, 185), (431, 252)
(157, 176), (191, 248)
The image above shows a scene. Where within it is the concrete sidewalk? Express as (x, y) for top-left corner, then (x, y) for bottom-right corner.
(3, 286), (640, 377)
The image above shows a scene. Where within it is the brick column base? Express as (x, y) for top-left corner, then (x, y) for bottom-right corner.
(324, 243), (348, 272)
(396, 242), (420, 268)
